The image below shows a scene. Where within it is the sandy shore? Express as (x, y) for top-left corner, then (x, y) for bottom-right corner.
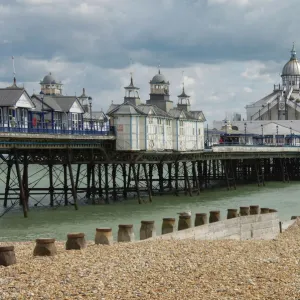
(1, 223), (300, 300)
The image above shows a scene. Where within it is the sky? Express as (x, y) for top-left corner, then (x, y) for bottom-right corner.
(0, 0), (298, 124)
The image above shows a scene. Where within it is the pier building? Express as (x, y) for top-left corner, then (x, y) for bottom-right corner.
(0, 73), (110, 135)
(213, 44), (300, 145)
(107, 71), (206, 151)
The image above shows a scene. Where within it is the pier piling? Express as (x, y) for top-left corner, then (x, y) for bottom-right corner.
(162, 218), (176, 234)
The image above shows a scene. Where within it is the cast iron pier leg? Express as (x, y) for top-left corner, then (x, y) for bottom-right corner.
(14, 150), (28, 218)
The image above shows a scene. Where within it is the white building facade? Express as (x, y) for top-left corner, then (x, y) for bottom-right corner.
(107, 73), (206, 151)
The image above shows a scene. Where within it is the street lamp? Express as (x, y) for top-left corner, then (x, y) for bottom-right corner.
(290, 126), (293, 146)
(39, 90), (44, 128)
(261, 124), (264, 145)
(276, 125), (279, 145)
(244, 122), (247, 145)
(88, 96), (92, 130)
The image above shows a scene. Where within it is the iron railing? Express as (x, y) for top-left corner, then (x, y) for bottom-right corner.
(0, 124), (116, 136)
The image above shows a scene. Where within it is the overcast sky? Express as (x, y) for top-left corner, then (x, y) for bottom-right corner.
(0, 0), (298, 124)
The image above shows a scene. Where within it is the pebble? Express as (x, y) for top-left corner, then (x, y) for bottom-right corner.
(0, 224), (300, 299)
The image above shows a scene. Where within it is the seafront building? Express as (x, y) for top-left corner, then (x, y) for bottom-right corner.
(0, 73), (108, 133)
(0, 69), (206, 151)
(107, 70), (206, 151)
(213, 44), (300, 145)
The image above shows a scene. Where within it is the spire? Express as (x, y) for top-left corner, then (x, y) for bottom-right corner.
(178, 71), (189, 98)
(291, 42), (297, 60)
(177, 83), (189, 98)
(125, 72), (139, 90)
(79, 87), (87, 98)
(129, 72), (134, 87)
(8, 56), (19, 88)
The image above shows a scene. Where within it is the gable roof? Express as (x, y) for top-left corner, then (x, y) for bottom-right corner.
(168, 108), (199, 120)
(107, 101), (146, 116)
(83, 111), (108, 122)
(106, 103), (119, 114)
(54, 96), (80, 112)
(31, 94), (84, 113)
(190, 110), (206, 122)
(0, 88), (35, 107)
(31, 95), (53, 111)
(137, 104), (171, 118)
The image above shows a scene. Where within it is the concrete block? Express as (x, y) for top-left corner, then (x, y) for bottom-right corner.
(33, 238), (57, 257)
(240, 223), (252, 232)
(240, 231), (252, 240)
(256, 213), (277, 221)
(95, 228), (113, 245)
(208, 221), (226, 232)
(223, 234), (240, 240)
(224, 227), (240, 236)
(240, 215), (256, 224)
(66, 233), (87, 250)
(162, 218), (176, 235)
(251, 220), (274, 230)
(118, 224), (135, 242)
(224, 217), (240, 226)
(140, 221), (156, 240)
(252, 227), (275, 239)
(211, 230), (228, 239)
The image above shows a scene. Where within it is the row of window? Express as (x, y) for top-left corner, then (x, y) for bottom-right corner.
(149, 118), (172, 125)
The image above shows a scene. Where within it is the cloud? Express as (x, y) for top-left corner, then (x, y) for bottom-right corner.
(0, 0), (298, 124)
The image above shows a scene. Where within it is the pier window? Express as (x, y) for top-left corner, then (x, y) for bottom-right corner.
(8, 108), (14, 121)
(166, 119), (171, 126)
(72, 113), (79, 129)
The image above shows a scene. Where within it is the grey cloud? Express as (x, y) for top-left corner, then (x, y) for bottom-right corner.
(0, 0), (297, 124)
(0, 0), (299, 70)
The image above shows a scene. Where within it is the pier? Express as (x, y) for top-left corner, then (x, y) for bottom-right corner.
(1, 128), (300, 218)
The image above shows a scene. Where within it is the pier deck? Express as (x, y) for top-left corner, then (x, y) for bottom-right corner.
(0, 136), (299, 218)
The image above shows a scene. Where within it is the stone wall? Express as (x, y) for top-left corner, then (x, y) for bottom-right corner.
(149, 212), (280, 241)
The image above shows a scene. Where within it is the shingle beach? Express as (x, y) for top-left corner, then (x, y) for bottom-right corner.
(1, 223), (300, 300)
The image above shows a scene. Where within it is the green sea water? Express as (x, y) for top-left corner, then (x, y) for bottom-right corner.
(0, 182), (298, 242)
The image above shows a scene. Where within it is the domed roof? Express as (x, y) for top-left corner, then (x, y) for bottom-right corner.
(150, 70), (169, 84)
(282, 44), (300, 76)
(40, 72), (59, 84)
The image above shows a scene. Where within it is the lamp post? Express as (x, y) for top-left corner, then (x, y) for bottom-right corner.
(88, 96), (92, 131)
(261, 124), (264, 145)
(39, 91), (44, 129)
(290, 126), (293, 146)
(244, 122), (247, 145)
(276, 125), (279, 145)
(224, 120), (227, 145)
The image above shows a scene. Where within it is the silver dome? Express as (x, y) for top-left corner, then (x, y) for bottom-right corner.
(41, 73), (57, 84)
(282, 60), (300, 76)
(150, 71), (168, 84)
(282, 44), (300, 76)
